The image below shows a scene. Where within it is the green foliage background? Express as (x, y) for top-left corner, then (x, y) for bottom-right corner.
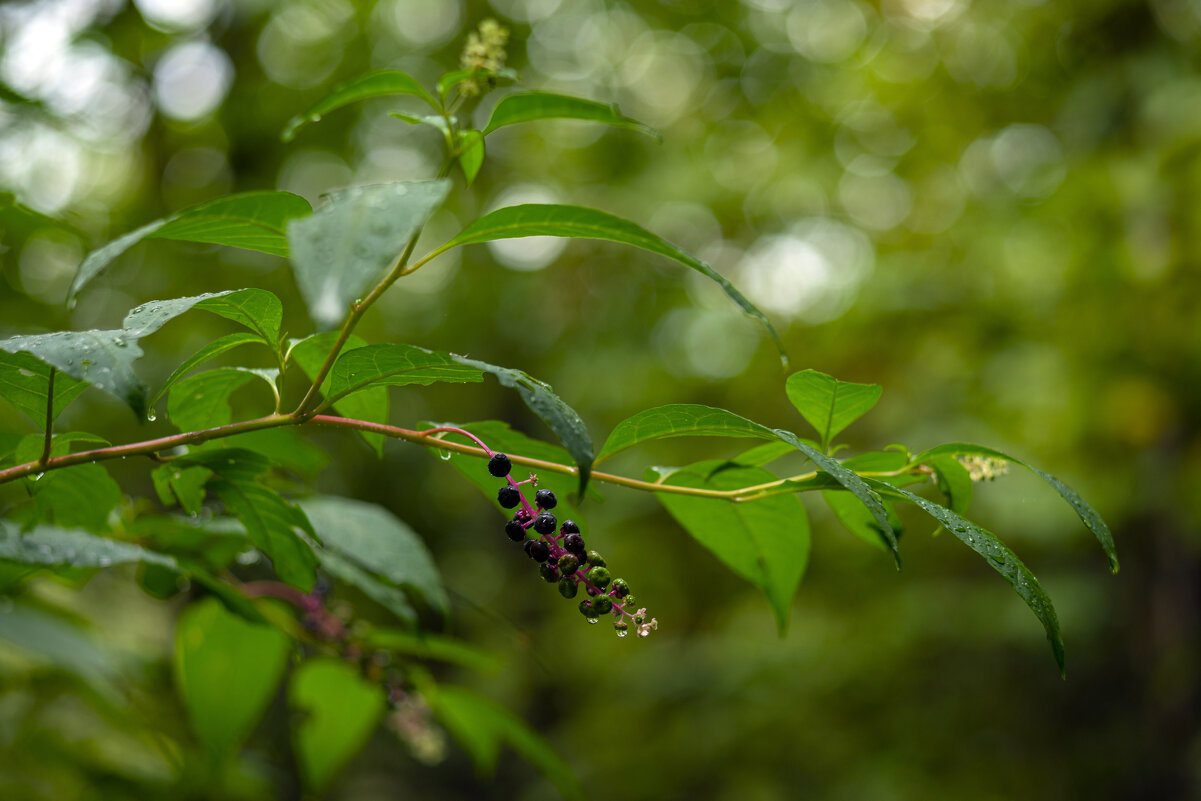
(0, 0), (1196, 798)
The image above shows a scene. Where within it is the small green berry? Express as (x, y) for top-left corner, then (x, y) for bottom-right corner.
(539, 564), (559, 583)
(578, 599), (595, 618)
(587, 566), (611, 591)
(586, 550), (606, 568)
(557, 553), (579, 575)
(488, 453), (512, 477)
(559, 577), (579, 598)
(592, 595), (613, 615)
(619, 593), (636, 609)
(611, 578), (630, 598)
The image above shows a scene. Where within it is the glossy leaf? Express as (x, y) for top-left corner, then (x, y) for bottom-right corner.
(927, 454), (973, 516)
(654, 461), (810, 633)
(287, 180), (451, 330)
(596, 403), (777, 464)
(0, 521), (178, 569)
(0, 351), (88, 426)
(431, 685), (584, 801)
(390, 111), (452, 136)
(149, 331), (264, 412)
(290, 333), (387, 456)
(911, 442), (1118, 573)
(317, 549), (416, 625)
(363, 628), (502, 673)
(176, 449), (319, 590)
(289, 658), (385, 793)
(484, 91), (660, 140)
(151, 463), (212, 515)
(785, 369), (883, 449)
(731, 440), (797, 467)
(69, 193), (311, 302)
(428, 204), (784, 361)
(300, 496), (447, 615)
(282, 70), (437, 142)
(167, 368), (274, 432)
(323, 343), (484, 409)
(822, 490), (903, 551)
(458, 129), (485, 185)
(192, 287), (284, 346)
(773, 429), (899, 565)
(175, 597), (292, 758)
(14, 433), (120, 531)
(451, 355), (594, 496)
(865, 478), (1066, 675)
(221, 427), (330, 481)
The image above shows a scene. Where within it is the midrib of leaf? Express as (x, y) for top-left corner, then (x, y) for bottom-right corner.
(821, 381), (839, 450)
(165, 215), (288, 236)
(323, 360), (475, 407)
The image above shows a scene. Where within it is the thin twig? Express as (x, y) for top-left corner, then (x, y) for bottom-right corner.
(38, 368), (55, 467)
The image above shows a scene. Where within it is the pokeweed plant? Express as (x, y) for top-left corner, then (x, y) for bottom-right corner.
(0, 20), (1117, 799)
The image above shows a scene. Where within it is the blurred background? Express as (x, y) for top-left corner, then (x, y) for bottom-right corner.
(1, 0), (1198, 798)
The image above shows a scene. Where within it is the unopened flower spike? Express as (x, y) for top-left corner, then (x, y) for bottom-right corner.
(459, 18), (510, 97)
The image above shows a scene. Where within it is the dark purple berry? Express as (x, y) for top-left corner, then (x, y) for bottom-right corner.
(487, 453), (512, 477)
(526, 539), (550, 562)
(558, 577), (578, 598)
(560, 520), (580, 535)
(535, 489), (557, 509)
(563, 533), (585, 554)
(505, 519), (526, 542)
(592, 595), (613, 615)
(497, 486), (520, 508)
(533, 512), (557, 535)
(611, 578), (630, 598)
(557, 553), (580, 576)
(539, 564), (559, 583)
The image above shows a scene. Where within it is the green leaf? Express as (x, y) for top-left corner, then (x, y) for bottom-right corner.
(69, 192), (311, 302)
(457, 129), (485, 185)
(151, 464), (212, 515)
(0, 603), (122, 699)
(927, 454), (973, 517)
(221, 427), (330, 481)
(0, 521), (178, 569)
(316, 549), (416, 625)
(175, 597), (293, 758)
(822, 490), (903, 551)
(287, 180), (451, 330)
(282, 70), (438, 142)
(450, 355), (594, 496)
(323, 343), (484, 409)
(176, 449), (319, 590)
(430, 685), (584, 801)
(428, 204), (785, 362)
(299, 496), (447, 615)
(773, 428), (899, 565)
(289, 333), (387, 456)
(193, 288), (284, 346)
(910, 443), (1118, 574)
(167, 368), (274, 432)
(484, 91), (660, 140)
(785, 369), (883, 449)
(149, 331), (265, 412)
(864, 478), (1066, 675)
(289, 658), (385, 793)
(0, 352), (88, 426)
(654, 461), (810, 633)
(840, 449), (909, 473)
(596, 403), (778, 464)
(390, 111), (452, 136)
(13, 432), (121, 531)
(362, 628), (502, 673)
(731, 440), (797, 467)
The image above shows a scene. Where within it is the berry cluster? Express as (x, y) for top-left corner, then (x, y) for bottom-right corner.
(489, 452), (657, 638)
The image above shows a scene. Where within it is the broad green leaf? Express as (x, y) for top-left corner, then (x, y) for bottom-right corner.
(429, 420), (588, 526)
(427, 204), (785, 362)
(840, 450), (909, 473)
(168, 368), (274, 432)
(0, 352), (88, 426)
(129, 515), (248, 572)
(316, 549), (416, 625)
(289, 658), (385, 793)
(437, 66), (518, 101)
(289, 333), (387, 456)
(176, 449), (319, 590)
(0, 603), (122, 699)
(390, 111), (452, 136)
(451, 355), (594, 497)
(484, 91), (660, 140)
(910, 443), (1118, 573)
(300, 496), (447, 615)
(731, 440), (797, 467)
(864, 478), (1066, 675)
(785, 369), (883, 449)
(14, 433), (120, 531)
(323, 343), (484, 409)
(282, 70), (438, 142)
(151, 464), (212, 515)
(927, 454), (972, 516)
(0, 521), (178, 569)
(222, 427), (329, 481)
(175, 597), (292, 758)
(193, 288), (284, 346)
(69, 192), (311, 302)
(363, 628), (502, 673)
(458, 129), (485, 185)
(773, 428), (899, 565)
(287, 180), (452, 330)
(149, 331), (264, 411)
(822, 490), (903, 551)
(654, 461), (810, 633)
(121, 289), (248, 338)
(431, 685), (584, 801)
(596, 403), (777, 464)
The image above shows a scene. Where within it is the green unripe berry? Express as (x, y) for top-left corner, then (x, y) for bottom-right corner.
(539, 563), (559, 583)
(578, 599), (595, 618)
(587, 565), (611, 591)
(592, 595), (613, 615)
(558, 577), (579, 598)
(586, 550), (606, 568)
(611, 578), (630, 598)
(557, 553), (579, 575)
(619, 594), (636, 609)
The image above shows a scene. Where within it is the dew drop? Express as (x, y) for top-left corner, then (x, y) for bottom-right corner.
(438, 450), (452, 461)
(616, 628), (628, 638)
(587, 617), (599, 625)
(146, 411), (157, 422)
(33, 472), (44, 481)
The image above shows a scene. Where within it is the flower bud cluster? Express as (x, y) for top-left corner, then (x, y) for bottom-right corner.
(459, 19), (509, 96)
(488, 452), (656, 638)
(958, 455), (1009, 482)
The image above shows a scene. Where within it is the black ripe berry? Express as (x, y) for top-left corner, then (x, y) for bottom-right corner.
(526, 539), (550, 563)
(497, 486), (521, 508)
(563, 532), (586, 555)
(560, 520), (580, 535)
(505, 519), (526, 542)
(535, 489), (557, 509)
(558, 577), (579, 598)
(487, 453), (512, 478)
(533, 512), (557, 535)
